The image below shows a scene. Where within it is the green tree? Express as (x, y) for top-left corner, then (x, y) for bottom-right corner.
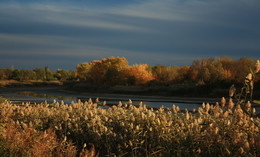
(11, 69), (21, 81)
(44, 66), (54, 81)
(21, 70), (36, 80)
(34, 68), (45, 80)
(55, 69), (74, 81)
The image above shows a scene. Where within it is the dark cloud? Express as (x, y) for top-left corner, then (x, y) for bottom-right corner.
(0, 0), (260, 70)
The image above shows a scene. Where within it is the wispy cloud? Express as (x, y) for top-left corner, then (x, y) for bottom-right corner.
(0, 3), (148, 32)
(0, 0), (260, 69)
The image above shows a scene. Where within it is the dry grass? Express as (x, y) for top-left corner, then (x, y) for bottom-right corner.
(0, 97), (259, 156)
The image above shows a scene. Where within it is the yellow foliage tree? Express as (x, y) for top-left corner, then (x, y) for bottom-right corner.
(76, 63), (92, 81)
(87, 57), (129, 85)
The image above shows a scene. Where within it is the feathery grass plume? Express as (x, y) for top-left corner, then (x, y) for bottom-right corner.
(239, 147), (245, 154)
(252, 108), (256, 114)
(229, 84), (236, 97)
(202, 102), (205, 108)
(118, 101), (122, 107)
(186, 110), (190, 120)
(205, 103), (210, 113)
(213, 102), (220, 116)
(88, 98), (92, 104)
(64, 112), (70, 121)
(221, 111), (229, 120)
(176, 106), (180, 112)
(221, 97), (226, 107)
(79, 144), (99, 157)
(0, 120), (78, 157)
(1, 96), (260, 156)
(214, 127), (219, 135)
(139, 101), (143, 107)
(245, 73), (252, 83)
(254, 60), (260, 73)
(228, 98), (234, 110)
(245, 101), (251, 112)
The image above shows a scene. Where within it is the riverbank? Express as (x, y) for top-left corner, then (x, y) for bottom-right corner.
(1, 86), (259, 114)
(0, 80), (63, 87)
(1, 80), (259, 99)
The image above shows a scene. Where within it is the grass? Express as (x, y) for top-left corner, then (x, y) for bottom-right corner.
(0, 97), (259, 156)
(0, 97), (5, 103)
(253, 100), (260, 104)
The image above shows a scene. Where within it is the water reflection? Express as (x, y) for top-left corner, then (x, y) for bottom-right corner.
(10, 89), (260, 113)
(15, 90), (201, 111)
(16, 91), (77, 101)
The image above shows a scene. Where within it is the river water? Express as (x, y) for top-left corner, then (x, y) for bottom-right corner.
(0, 87), (259, 112)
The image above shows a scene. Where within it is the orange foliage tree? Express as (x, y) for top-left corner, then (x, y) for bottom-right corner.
(127, 64), (154, 85)
(177, 65), (193, 82)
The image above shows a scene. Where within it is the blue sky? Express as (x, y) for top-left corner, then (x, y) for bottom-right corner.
(0, 0), (260, 70)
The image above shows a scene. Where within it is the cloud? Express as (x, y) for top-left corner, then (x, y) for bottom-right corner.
(0, 0), (260, 70)
(0, 2), (148, 33)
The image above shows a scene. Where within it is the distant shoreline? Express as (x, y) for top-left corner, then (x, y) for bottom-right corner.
(1, 80), (259, 99)
(0, 80), (227, 98)
(0, 80), (63, 87)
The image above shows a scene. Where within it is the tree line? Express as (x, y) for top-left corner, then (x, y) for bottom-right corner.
(0, 56), (258, 86)
(0, 67), (75, 82)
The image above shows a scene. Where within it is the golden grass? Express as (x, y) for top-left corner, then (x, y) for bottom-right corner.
(0, 98), (259, 156)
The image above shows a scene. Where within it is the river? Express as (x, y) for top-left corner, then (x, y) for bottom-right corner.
(0, 87), (259, 113)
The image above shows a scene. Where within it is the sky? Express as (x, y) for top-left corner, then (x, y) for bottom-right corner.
(0, 0), (260, 70)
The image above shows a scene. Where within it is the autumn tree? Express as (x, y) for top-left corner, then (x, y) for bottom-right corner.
(0, 68), (13, 80)
(192, 58), (226, 84)
(151, 65), (179, 84)
(76, 63), (92, 81)
(234, 58), (254, 82)
(87, 60), (105, 85)
(128, 64), (154, 85)
(219, 57), (236, 80)
(103, 57), (129, 86)
(86, 57), (129, 86)
(177, 65), (193, 83)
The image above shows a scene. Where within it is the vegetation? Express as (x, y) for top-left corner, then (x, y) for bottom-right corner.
(0, 66), (75, 82)
(0, 96), (259, 156)
(0, 97), (5, 103)
(0, 58), (259, 156)
(0, 56), (259, 88)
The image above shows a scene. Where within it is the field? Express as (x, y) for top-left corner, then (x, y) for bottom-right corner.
(0, 97), (259, 157)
